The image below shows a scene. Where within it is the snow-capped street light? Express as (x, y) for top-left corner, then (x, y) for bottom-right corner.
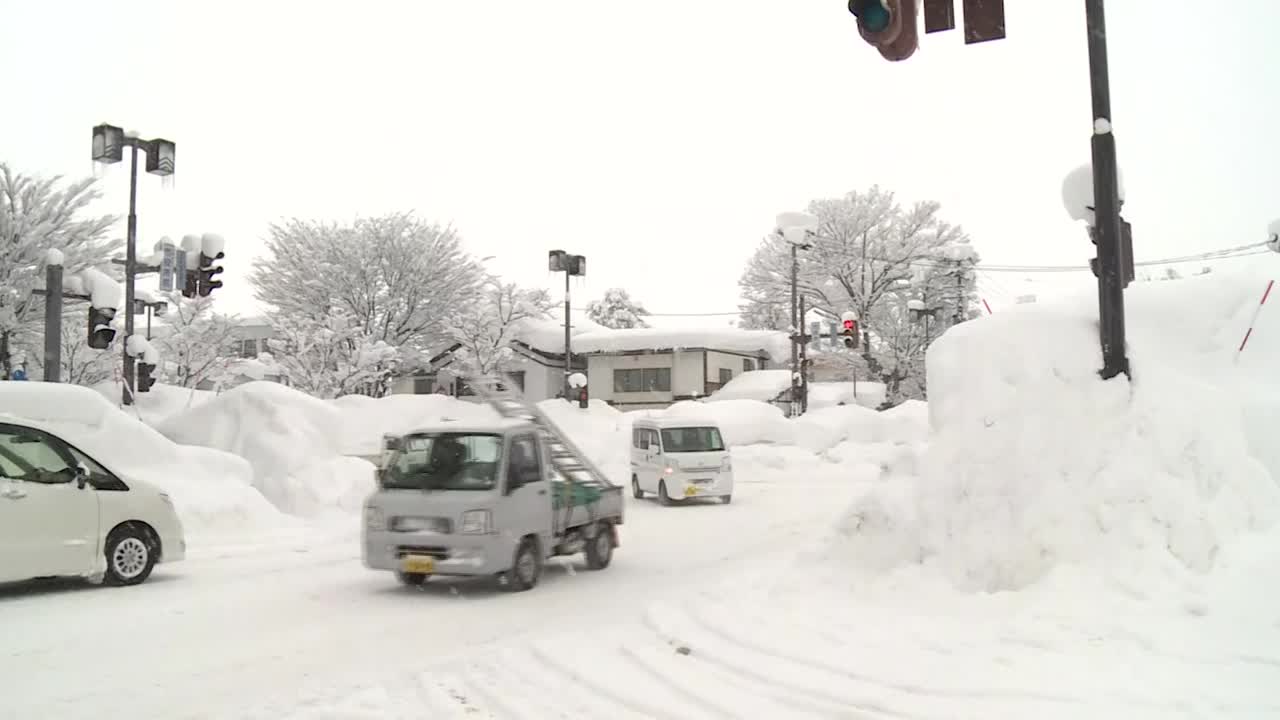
(91, 123), (176, 405)
(549, 250), (586, 400)
(775, 211), (820, 417)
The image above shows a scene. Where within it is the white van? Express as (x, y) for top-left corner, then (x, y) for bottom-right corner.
(630, 416), (733, 505)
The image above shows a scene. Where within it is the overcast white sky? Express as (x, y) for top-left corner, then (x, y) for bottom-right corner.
(2, 0), (1276, 327)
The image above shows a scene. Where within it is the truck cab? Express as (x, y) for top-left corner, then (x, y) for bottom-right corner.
(363, 417), (621, 591)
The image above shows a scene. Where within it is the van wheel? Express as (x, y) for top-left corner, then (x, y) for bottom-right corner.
(658, 481), (674, 506)
(720, 494), (732, 505)
(396, 571), (428, 587)
(631, 475), (644, 499)
(503, 537), (542, 592)
(103, 524), (158, 586)
(584, 522), (614, 570)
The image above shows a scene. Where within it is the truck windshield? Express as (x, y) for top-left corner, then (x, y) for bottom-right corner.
(381, 432), (502, 491)
(660, 427), (725, 453)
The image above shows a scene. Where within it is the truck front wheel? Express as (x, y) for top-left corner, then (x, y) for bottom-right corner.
(503, 537), (542, 592)
(584, 522), (614, 570)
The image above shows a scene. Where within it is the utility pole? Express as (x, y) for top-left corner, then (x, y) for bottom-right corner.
(798, 295), (809, 414)
(789, 241), (799, 416)
(90, 124), (176, 405)
(1084, 0), (1129, 380)
(43, 257), (64, 382)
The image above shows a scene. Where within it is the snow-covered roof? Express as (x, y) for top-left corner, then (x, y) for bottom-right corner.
(572, 327), (790, 363)
(510, 314), (603, 355)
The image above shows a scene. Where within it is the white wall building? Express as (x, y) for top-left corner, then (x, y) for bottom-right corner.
(572, 328), (789, 410)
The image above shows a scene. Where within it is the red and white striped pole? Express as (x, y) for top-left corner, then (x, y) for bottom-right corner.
(982, 298), (993, 315)
(1236, 279), (1274, 360)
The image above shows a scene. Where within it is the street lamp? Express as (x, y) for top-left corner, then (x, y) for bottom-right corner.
(91, 123), (175, 405)
(775, 211), (818, 417)
(549, 249), (586, 400)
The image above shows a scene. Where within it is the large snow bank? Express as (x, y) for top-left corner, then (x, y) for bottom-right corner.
(572, 327), (790, 364)
(332, 394), (500, 457)
(93, 381), (216, 427)
(0, 383), (282, 534)
(157, 382), (374, 519)
(511, 314), (603, 355)
(840, 264), (1280, 593)
(707, 369), (885, 409)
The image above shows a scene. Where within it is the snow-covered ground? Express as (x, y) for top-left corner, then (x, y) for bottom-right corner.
(4, 263), (1280, 718)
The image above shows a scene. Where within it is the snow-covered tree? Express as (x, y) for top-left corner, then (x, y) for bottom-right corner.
(585, 288), (651, 329)
(267, 311), (398, 399)
(0, 164), (118, 378)
(737, 186), (979, 403)
(250, 213), (486, 354)
(450, 280), (554, 375)
(152, 294), (240, 388)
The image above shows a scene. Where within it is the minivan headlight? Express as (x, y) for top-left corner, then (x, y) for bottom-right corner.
(364, 506), (387, 531)
(459, 509), (492, 535)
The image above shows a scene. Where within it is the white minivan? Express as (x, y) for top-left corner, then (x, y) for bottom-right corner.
(0, 418), (186, 587)
(630, 416), (734, 505)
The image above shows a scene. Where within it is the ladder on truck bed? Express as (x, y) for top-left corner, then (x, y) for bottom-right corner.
(467, 374), (617, 534)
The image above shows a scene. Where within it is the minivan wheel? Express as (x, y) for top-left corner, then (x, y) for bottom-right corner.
(631, 475), (644, 499)
(658, 481), (674, 506)
(104, 524), (158, 586)
(396, 571), (428, 587)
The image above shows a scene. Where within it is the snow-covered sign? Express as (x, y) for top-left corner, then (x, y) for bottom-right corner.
(158, 238), (177, 291)
(1061, 163), (1127, 226)
(567, 372), (587, 389)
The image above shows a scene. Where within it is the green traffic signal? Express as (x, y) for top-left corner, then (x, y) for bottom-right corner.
(849, 0), (891, 33)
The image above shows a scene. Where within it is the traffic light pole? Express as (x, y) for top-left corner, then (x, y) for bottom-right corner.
(563, 270), (572, 401)
(1085, 0), (1130, 380)
(789, 242), (800, 417)
(43, 261), (63, 382)
(122, 144), (140, 405)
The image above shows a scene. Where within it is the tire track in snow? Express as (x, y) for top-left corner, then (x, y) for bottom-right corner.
(643, 604), (915, 719)
(524, 641), (685, 720)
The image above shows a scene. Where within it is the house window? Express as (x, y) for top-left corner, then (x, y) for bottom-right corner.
(412, 376), (433, 395)
(743, 358), (755, 372)
(505, 371), (526, 392)
(233, 338), (258, 358)
(613, 367), (671, 393)
(719, 368), (733, 385)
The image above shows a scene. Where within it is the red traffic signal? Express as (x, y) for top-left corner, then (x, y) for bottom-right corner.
(842, 319), (856, 331)
(578, 387), (589, 409)
(840, 318), (860, 349)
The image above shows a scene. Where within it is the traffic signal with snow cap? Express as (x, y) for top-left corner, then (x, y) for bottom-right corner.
(197, 251), (224, 297)
(849, 0), (918, 62)
(840, 312), (860, 349)
(87, 306), (117, 350)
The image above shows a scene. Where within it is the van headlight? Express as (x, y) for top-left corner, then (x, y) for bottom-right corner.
(364, 506), (387, 531)
(459, 509), (492, 535)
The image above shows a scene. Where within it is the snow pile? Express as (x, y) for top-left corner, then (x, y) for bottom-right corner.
(0, 383), (282, 534)
(539, 399), (632, 483)
(572, 327), (790, 363)
(157, 382), (375, 519)
(839, 266), (1280, 593)
(93, 381), (215, 426)
(511, 313), (602, 354)
(707, 369), (885, 410)
(76, 267), (122, 309)
(657, 399), (796, 446)
(332, 394), (500, 457)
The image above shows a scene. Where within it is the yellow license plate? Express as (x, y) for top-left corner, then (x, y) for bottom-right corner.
(400, 555), (435, 574)
(684, 485), (698, 497)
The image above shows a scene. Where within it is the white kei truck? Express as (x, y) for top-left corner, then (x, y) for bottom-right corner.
(361, 375), (624, 591)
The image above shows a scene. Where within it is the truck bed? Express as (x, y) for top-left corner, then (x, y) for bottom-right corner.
(550, 479), (624, 530)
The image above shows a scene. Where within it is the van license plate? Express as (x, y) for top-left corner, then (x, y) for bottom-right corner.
(401, 555), (435, 574)
(684, 485), (698, 497)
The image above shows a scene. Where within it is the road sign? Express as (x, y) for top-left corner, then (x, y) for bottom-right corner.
(174, 246), (187, 285)
(159, 245), (176, 291)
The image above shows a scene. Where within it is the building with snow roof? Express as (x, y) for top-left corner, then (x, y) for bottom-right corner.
(572, 327), (789, 410)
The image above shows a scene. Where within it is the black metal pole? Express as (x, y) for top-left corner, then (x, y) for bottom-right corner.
(44, 261), (63, 382)
(798, 294), (808, 415)
(1085, 0), (1129, 380)
(146, 305), (152, 340)
(563, 270), (571, 400)
(122, 144), (139, 404)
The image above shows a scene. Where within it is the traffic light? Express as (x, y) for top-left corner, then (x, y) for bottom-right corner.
(87, 306), (116, 350)
(136, 362), (157, 393)
(197, 251), (224, 297)
(182, 267), (199, 298)
(840, 312), (860, 349)
(849, 0), (918, 62)
(578, 387), (589, 409)
(1088, 221), (1135, 289)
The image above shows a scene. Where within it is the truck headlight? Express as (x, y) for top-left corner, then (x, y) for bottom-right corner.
(364, 506), (387, 531)
(459, 509), (492, 535)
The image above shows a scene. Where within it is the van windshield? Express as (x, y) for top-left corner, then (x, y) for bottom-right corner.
(660, 427), (725, 453)
(381, 432), (502, 491)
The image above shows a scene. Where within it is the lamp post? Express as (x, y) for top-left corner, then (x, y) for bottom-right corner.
(776, 211), (819, 417)
(91, 123), (175, 405)
(548, 250), (586, 400)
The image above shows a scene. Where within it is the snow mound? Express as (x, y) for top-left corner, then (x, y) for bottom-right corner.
(157, 382), (368, 518)
(572, 327), (790, 363)
(538, 399), (631, 483)
(658, 399), (796, 447)
(839, 269), (1280, 593)
(0, 383), (282, 534)
(332, 394), (500, 457)
(93, 381), (216, 427)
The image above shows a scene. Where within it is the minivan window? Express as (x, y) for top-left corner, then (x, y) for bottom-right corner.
(660, 427), (725, 453)
(382, 432), (502, 491)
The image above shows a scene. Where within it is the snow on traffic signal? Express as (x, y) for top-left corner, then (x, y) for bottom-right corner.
(840, 312), (860, 349)
(87, 306), (116, 350)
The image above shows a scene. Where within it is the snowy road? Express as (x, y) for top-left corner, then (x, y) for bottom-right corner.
(0, 474), (862, 720)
